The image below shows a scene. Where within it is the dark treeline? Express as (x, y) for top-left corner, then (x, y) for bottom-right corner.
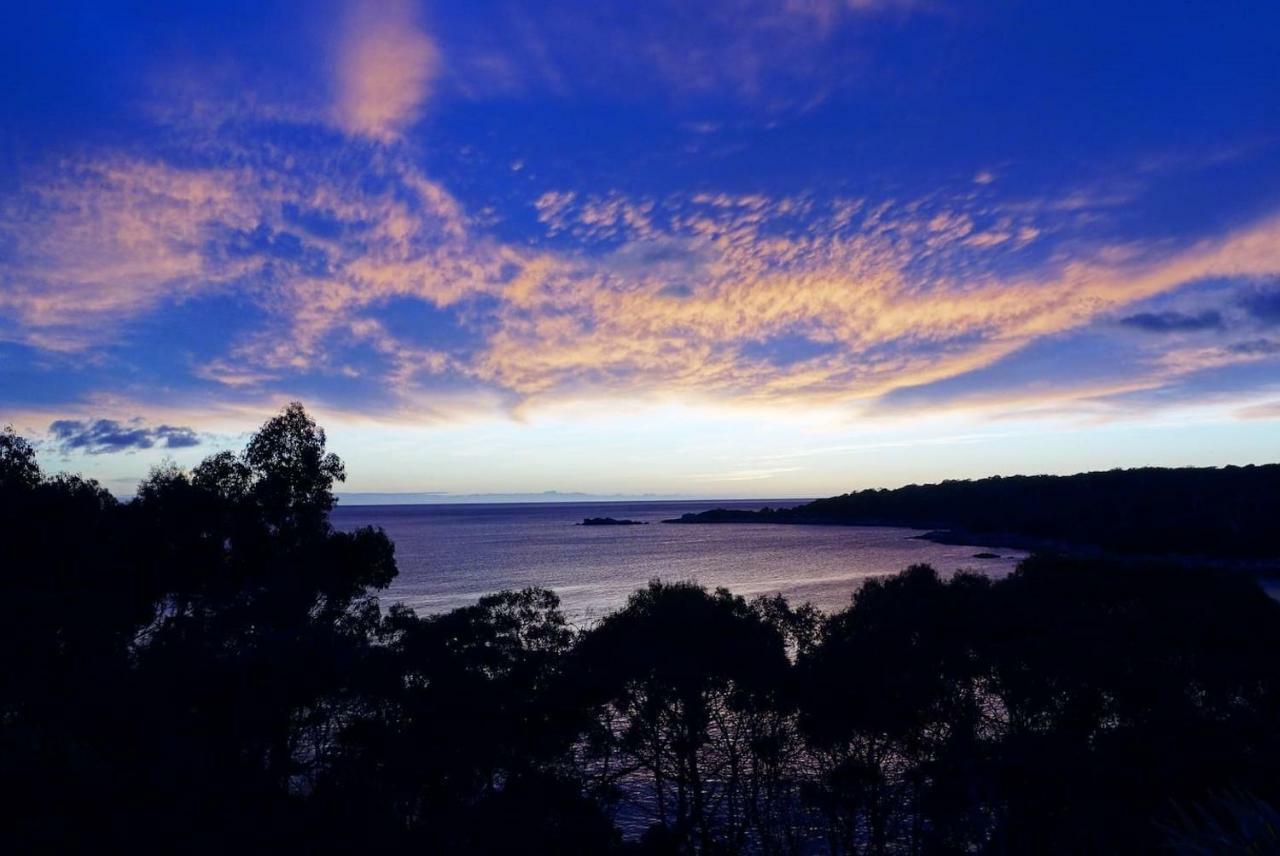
(669, 465), (1280, 560)
(4, 405), (1280, 854)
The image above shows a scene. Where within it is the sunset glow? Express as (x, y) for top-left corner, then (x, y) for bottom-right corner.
(2, 0), (1278, 495)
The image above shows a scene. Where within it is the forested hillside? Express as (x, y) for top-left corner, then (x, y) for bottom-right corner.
(670, 465), (1280, 560)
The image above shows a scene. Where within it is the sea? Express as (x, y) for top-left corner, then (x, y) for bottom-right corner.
(331, 499), (1027, 622)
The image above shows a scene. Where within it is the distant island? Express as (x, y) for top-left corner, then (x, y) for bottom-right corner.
(666, 464), (1280, 563)
(580, 517), (648, 526)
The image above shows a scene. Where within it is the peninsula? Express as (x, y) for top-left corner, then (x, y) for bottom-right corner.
(665, 465), (1280, 562)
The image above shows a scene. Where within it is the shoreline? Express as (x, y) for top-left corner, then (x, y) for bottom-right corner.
(664, 514), (1280, 576)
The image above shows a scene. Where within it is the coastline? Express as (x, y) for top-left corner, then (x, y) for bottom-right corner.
(664, 513), (1280, 576)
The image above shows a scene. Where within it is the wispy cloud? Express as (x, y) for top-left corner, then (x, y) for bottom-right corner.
(3, 0), (1278, 493)
(440, 0), (934, 106)
(0, 160), (258, 350)
(331, 0), (440, 141)
(690, 466), (803, 482)
(8, 116), (1280, 426)
(1238, 399), (1280, 420)
(0, 120), (505, 394)
(4, 24), (1280, 436)
(485, 187), (1280, 413)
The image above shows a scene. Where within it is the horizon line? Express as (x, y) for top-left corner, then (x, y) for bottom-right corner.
(334, 492), (816, 507)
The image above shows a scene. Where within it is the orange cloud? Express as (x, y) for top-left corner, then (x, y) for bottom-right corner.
(473, 192), (1280, 413)
(332, 0), (440, 142)
(6, 116), (1280, 427)
(0, 159), (258, 350)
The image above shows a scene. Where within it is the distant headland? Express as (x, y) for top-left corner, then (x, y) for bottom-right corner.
(579, 517), (648, 526)
(665, 464), (1280, 564)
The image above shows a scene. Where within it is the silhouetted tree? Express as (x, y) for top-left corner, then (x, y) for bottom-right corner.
(3, 408), (1279, 854)
(0, 424), (41, 490)
(313, 588), (617, 852)
(798, 566), (998, 853)
(983, 555), (1280, 852)
(569, 581), (797, 851)
(243, 401), (345, 536)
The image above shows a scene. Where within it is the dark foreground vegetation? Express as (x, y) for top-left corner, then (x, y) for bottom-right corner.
(668, 465), (1280, 561)
(4, 405), (1280, 854)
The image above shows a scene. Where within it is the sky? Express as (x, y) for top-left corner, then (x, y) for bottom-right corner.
(1, 0), (1279, 499)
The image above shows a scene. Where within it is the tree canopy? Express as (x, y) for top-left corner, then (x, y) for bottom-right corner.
(3, 406), (1279, 853)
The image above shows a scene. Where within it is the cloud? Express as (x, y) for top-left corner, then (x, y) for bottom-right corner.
(689, 465), (803, 482)
(1228, 338), (1280, 356)
(1237, 399), (1280, 420)
(10, 118), (1280, 426)
(1118, 310), (1224, 333)
(0, 115), (501, 388)
(332, 0), (440, 141)
(443, 0), (930, 106)
(479, 185), (1280, 412)
(0, 160), (258, 350)
(7, 58), (1280, 430)
(48, 418), (203, 454)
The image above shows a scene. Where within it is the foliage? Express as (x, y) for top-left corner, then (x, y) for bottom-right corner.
(3, 407), (1280, 853)
(675, 464), (1280, 559)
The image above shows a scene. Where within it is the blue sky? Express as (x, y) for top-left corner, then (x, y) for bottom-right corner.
(1, 0), (1278, 497)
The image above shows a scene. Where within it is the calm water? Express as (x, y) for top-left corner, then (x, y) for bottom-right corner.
(332, 500), (1027, 621)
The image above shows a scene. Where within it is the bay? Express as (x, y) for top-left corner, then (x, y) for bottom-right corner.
(332, 500), (1027, 622)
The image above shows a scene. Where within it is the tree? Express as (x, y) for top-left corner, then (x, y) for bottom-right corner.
(313, 589), (616, 852)
(243, 401), (344, 535)
(122, 403), (398, 840)
(0, 425), (41, 491)
(5, 406), (1280, 853)
(569, 581), (794, 851)
(798, 566), (998, 853)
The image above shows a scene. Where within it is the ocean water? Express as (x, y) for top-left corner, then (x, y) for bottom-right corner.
(332, 500), (1027, 622)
